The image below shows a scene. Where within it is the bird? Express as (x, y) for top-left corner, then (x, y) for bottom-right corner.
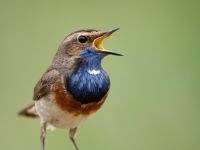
(18, 28), (122, 150)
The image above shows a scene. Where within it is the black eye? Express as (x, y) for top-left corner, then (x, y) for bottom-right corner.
(78, 35), (88, 43)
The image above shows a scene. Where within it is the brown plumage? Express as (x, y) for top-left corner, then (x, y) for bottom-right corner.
(18, 103), (38, 117)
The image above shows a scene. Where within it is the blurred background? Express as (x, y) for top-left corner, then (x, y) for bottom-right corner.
(0, 0), (199, 150)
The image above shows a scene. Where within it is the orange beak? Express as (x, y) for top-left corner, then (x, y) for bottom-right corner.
(93, 28), (123, 56)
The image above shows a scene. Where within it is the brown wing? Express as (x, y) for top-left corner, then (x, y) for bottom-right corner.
(33, 68), (60, 100)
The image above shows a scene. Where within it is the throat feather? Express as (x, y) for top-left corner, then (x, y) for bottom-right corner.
(66, 48), (110, 104)
(87, 69), (100, 75)
(66, 66), (110, 104)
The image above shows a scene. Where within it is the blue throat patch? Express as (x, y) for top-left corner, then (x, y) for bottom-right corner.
(66, 48), (110, 104)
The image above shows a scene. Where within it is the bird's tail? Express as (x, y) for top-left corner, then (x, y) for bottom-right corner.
(18, 103), (38, 118)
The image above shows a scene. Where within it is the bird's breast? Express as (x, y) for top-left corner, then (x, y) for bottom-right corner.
(66, 67), (110, 104)
(35, 78), (109, 129)
(53, 80), (108, 116)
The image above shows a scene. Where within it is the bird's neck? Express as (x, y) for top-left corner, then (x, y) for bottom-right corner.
(66, 56), (110, 104)
(81, 55), (103, 73)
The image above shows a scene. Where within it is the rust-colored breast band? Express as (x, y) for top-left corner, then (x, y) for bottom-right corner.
(53, 81), (108, 116)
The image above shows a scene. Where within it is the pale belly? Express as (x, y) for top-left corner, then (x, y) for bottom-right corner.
(35, 95), (89, 129)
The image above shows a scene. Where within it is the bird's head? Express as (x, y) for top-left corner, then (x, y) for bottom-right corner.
(58, 28), (122, 58)
(52, 28), (122, 72)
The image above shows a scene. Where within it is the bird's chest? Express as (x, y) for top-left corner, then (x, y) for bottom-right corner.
(66, 68), (110, 104)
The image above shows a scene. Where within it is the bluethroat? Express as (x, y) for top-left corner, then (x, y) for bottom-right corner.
(19, 28), (122, 150)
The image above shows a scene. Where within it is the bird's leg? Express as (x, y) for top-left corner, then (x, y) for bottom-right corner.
(69, 127), (79, 150)
(40, 122), (47, 150)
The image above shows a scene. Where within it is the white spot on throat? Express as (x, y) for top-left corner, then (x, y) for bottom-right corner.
(87, 69), (101, 75)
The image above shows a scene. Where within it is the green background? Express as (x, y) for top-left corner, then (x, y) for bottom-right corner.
(0, 0), (199, 150)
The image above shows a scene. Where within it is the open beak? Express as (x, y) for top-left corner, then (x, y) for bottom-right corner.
(93, 28), (123, 56)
